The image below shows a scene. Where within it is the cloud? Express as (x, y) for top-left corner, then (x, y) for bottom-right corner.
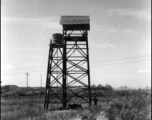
(106, 8), (151, 20)
(90, 42), (105, 48)
(2, 64), (14, 70)
(1, 16), (61, 29)
(25, 54), (45, 58)
(107, 43), (118, 49)
(17, 47), (48, 58)
(138, 69), (149, 73)
(24, 63), (45, 67)
(90, 42), (118, 49)
(17, 47), (47, 51)
(92, 25), (117, 33)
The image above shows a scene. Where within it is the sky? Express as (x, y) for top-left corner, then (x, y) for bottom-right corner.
(1, 0), (151, 88)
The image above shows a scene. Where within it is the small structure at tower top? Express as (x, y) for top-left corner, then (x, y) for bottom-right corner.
(60, 16), (90, 31)
(52, 33), (63, 44)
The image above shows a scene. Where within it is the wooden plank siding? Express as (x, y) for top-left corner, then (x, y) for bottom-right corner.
(60, 16), (90, 30)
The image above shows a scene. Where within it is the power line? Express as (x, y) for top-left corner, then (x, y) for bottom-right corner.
(1, 55), (151, 71)
(90, 55), (151, 63)
(1, 66), (46, 71)
(1, 59), (150, 75)
(91, 59), (151, 67)
(1, 71), (46, 75)
(40, 74), (42, 88)
(1, 70), (150, 76)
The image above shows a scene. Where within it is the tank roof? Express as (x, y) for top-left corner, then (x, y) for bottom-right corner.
(60, 16), (90, 25)
(60, 16), (90, 31)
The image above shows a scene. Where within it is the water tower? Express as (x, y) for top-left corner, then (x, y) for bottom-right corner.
(44, 16), (91, 110)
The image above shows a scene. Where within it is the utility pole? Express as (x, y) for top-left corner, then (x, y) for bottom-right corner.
(40, 74), (42, 88)
(0, 81), (1, 94)
(25, 73), (29, 87)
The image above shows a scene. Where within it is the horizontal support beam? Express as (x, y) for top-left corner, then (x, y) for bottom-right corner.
(67, 70), (87, 72)
(65, 36), (87, 41)
(67, 48), (87, 49)
(66, 73), (86, 74)
(67, 56), (85, 58)
(47, 102), (62, 104)
(66, 86), (88, 88)
(65, 36), (87, 39)
(66, 40), (87, 42)
(50, 45), (64, 48)
(66, 44), (87, 45)
(52, 57), (63, 58)
(67, 60), (87, 61)
(48, 102), (89, 104)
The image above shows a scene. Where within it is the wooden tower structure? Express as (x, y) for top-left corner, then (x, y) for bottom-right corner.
(44, 16), (91, 110)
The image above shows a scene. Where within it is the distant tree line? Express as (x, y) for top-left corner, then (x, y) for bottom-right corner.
(91, 84), (113, 91)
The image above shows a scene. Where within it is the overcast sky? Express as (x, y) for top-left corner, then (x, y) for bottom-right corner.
(1, 0), (151, 88)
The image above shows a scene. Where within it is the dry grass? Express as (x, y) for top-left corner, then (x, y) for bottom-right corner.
(1, 90), (151, 120)
(1, 99), (107, 120)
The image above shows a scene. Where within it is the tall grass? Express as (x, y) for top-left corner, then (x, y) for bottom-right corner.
(1, 100), (44, 120)
(1, 90), (151, 120)
(106, 91), (151, 120)
(1, 99), (107, 120)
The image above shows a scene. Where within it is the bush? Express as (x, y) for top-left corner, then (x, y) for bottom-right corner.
(106, 92), (151, 120)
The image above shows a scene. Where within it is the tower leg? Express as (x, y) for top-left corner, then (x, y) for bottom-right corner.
(44, 41), (64, 110)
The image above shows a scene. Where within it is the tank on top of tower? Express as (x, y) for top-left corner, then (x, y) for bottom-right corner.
(52, 33), (63, 44)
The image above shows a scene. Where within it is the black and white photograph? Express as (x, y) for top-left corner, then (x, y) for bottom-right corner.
(1, 0), (151, 120)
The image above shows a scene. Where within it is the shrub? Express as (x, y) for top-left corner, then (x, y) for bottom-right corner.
(106, 92), (151, 120)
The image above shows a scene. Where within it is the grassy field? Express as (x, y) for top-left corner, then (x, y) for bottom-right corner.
(1, 99), (107, 120)
(1, 90), (151, 120)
